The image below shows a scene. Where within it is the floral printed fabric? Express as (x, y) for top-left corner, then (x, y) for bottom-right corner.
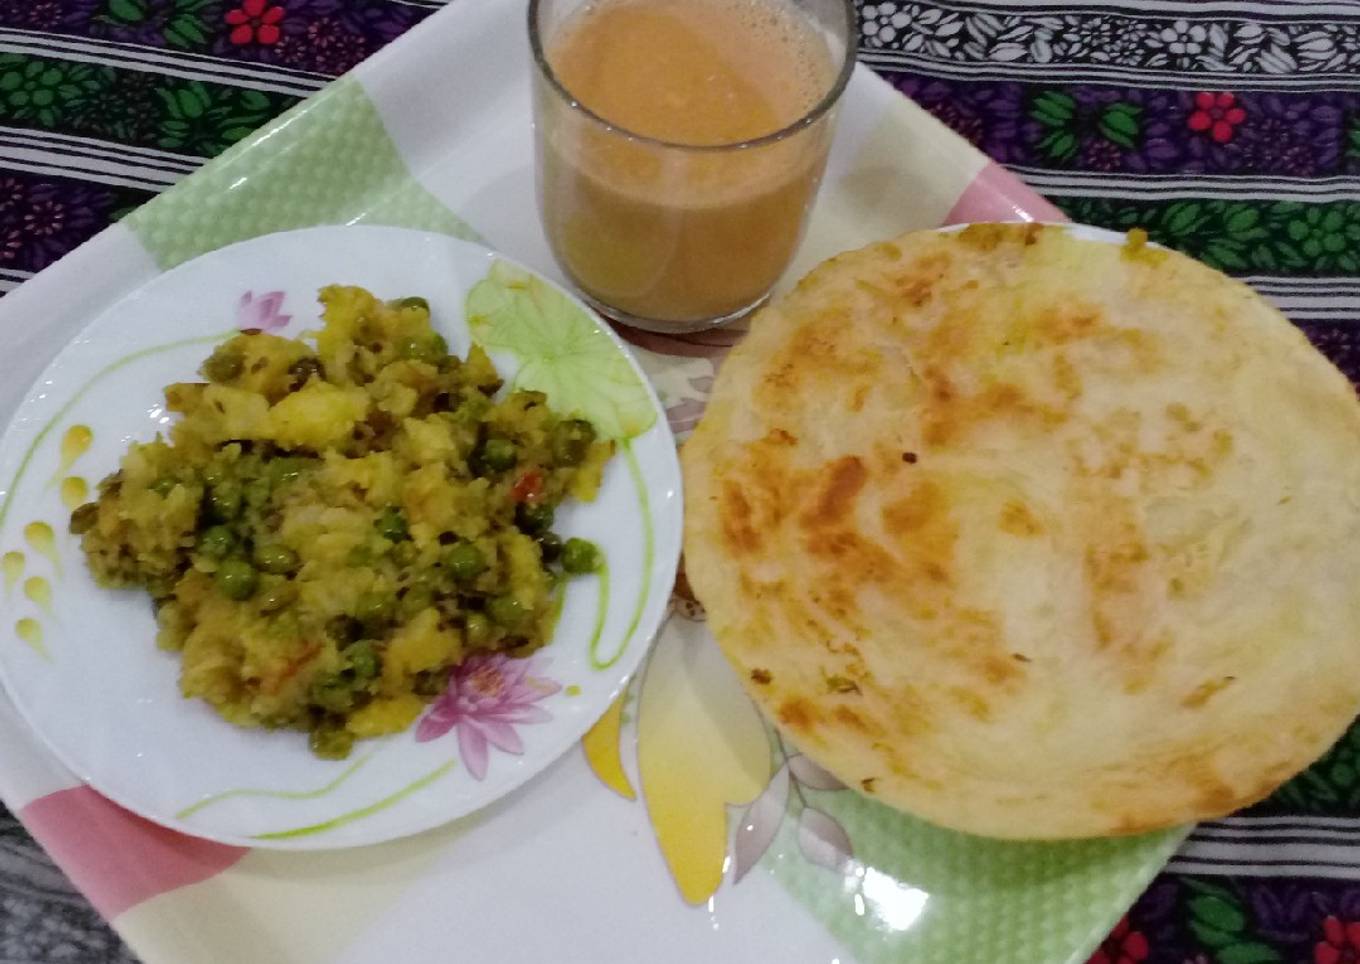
(893, 79), (1357, 178)
(865, 2), (1360, 963)
(2, 0), (1360, 962)
(857, 5), (1360, 75)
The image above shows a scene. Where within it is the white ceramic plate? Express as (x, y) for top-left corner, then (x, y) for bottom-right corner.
(0, 224), (682, 849)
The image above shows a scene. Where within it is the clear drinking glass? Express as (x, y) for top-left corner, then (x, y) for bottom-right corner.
(529, 0), (856, 333)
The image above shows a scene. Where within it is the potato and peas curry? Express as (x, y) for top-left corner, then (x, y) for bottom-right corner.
(72, 285), (610, 759)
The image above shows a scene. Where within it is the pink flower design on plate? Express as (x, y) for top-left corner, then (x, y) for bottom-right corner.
(415, 652), (560, 780)
(236, 290), (291, 331)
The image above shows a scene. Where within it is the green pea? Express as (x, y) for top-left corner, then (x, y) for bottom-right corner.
(474, 437), (517, 474)
(267, 457), (311, 487)
(208, 482), (242, 521)
(310, 724), (354, 760)
(69, 503), (98, 535)
(255, 543), (298, 575)
(215, 558), (259, 601)
(443, 541), (486, 582)
(355, 591), (396, 629)
(394, 296), (429, 313)
(244, 478), (271, 509)
(400, 585), (436, 618)
(562, 538), (601, 575)
(457, 393), (491, 420)
(395, 333), (444, 365)
(487, 594), (527, 629)
(537, 532), (564, 564)
(515, 501), (554, 535)
(150, 477), (177, 497)
(202, 347), (244, 383)
(391, 541), (418, 566)
(196, 525), (237, 559)
(464, 611), (493, 645)
(374, 506), (409, 542)
(345, 641), (379, 682)
(311, 675), (355, 713)
(551, 419), (597, 466)
(258, 582), (296, 612)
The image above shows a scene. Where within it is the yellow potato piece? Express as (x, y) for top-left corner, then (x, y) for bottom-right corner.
(346, 694), (427, 737)
(267, 381), (367, 450)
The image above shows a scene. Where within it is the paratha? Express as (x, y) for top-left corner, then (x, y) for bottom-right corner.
(682, 222), (1360, 839)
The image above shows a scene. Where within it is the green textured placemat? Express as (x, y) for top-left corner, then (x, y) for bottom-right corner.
(125, 78), (481, 268)
(767, 784), (1185, 963)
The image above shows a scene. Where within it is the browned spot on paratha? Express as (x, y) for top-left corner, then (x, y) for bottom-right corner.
(1000, 500), (1043, 537)
(1182, 676), (1235, 709)
(718, 482), (760, 555)
(801, 456), (867, 529)
(834, 705), (871, 732)
(779, 698), (818, 733)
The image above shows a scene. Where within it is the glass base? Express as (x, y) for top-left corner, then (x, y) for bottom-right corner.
(575, 290), (770, 334)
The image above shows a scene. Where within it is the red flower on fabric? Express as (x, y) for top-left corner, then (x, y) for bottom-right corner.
(1089, 917), (1150, 964)
(1316, 916), (1360, 964)
(1187, 91), (1246, 144)
(225, 0), (284, 45)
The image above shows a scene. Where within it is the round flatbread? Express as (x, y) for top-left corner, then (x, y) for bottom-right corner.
(682, 223), (1360, 839)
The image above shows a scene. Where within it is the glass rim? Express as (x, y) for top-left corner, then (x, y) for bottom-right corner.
(527, 0), (858, 154)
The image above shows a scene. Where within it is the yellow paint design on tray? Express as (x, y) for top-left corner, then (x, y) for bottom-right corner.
(2, 552), (21, 594)
(23, 522), (59, 574)
(54, 425), (93, 480)
(637, 619), (771, 904)
(60, 477), (88, 511)
(15, 619), (47, 659)
(23, 577), (52, 614)
(582, 691), (635, 801)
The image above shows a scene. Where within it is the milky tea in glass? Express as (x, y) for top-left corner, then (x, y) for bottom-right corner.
(530, 0), (853, 332)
